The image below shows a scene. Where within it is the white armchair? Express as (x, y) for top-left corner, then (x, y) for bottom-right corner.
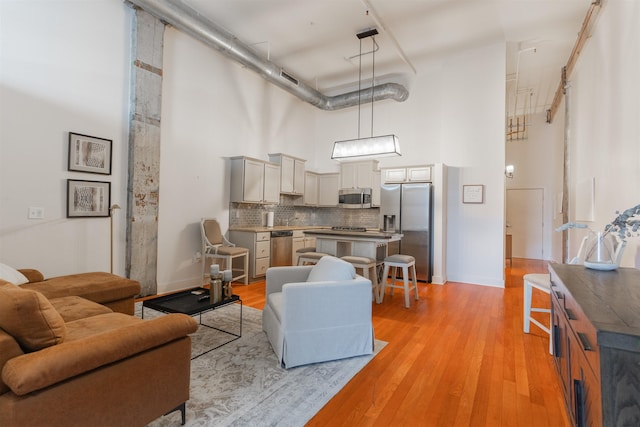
(262, 256), (374, 369)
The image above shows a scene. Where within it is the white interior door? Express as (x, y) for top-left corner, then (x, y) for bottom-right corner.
(506, 188), (543, 259)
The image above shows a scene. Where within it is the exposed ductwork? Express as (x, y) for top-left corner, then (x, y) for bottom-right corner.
(125, 0), (409, 110)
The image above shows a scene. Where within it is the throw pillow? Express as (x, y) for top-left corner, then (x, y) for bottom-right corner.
(0, 262), (29, 285)
(0, 285), (66, 352)
(307, 256), (356, 282)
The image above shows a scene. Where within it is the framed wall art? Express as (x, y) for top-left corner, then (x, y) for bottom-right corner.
(67, 179), (111, 218)
(463, 185), (484, 204)
(68, 132), (112, 175)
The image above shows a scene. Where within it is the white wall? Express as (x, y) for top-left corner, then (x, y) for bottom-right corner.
(316, 43), (507, 287)
(561, 0), (640, 268)
(506, 111), (565, 262)
(2, 1), (508, 292)
(0, 1), (131, 277)
(157, 28), (318, 292)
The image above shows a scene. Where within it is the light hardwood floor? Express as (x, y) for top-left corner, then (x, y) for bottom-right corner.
(232, 258), (571, 426)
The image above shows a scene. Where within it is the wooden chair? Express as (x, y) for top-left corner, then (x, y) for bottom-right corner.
(201, 218), (248, 285)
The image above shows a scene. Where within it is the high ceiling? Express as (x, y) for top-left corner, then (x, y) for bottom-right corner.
(182, 0), (593, 116)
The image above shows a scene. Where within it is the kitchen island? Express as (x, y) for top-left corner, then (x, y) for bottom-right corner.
(303, 228), (402, 261)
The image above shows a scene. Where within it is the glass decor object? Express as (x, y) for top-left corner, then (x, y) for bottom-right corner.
(583, 231), (622, 271)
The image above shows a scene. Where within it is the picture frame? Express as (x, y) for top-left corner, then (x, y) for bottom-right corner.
(67, 179), (111, 218)
(68, 132), (112, 175)
(463, 184), (484, 204)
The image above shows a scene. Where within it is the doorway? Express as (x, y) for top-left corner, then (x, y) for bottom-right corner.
(506, 188), (544, 260)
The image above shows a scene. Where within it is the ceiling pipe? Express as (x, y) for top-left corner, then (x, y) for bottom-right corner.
(125, 0), (409, 110)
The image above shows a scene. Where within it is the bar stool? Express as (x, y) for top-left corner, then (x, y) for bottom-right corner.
(297, 252), (329, 266)
(523, 236), (589, 355)
(294, 247), (316, 266)
(379, 254), (418, 308)
(523, 273), (552, 354)
(341, 256), (380, 303)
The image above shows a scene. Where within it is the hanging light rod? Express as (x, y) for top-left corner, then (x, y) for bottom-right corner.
(357, 28), (379, 39)
(332, 28), (401, 161)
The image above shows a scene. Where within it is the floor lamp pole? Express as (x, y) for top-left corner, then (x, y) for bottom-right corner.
(110, 204), (121, 274)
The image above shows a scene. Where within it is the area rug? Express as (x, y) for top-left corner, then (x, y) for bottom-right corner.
(135, 302), (386, 426)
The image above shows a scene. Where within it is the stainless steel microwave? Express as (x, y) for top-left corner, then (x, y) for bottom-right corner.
(338, 188), (372, 209)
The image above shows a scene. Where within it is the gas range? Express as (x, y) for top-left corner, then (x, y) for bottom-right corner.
(331, 226), (368, 232)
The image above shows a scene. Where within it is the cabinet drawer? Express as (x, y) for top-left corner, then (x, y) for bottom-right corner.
(255, 257), (270, 276)
(256, 232), (270, 242)
(255, 240), (270, 257)
(551, 269), (600, 378)
(565, 304), (600, 378)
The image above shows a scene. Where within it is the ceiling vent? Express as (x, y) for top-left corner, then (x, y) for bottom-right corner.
(126, 0), (409, 110)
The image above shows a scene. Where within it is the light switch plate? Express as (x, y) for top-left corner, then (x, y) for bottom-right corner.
(28, 207), (44, 219)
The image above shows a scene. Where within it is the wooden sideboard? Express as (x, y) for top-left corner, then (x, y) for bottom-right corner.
(549, 263), (640, 426)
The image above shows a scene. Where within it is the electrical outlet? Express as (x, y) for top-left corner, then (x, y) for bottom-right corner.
(194, 251), (202, 263)
(28, 207), (44, 219)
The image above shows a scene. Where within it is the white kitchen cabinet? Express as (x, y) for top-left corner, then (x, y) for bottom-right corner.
(268, 153), (306, 195)
(383, 168), (406, 183)
(263, 162), (281, 203)
(407, 166), (431, 182)
(303, 171), (319, 206)
(383, 165), (432, 184)
(371, 170), (381, 206)
(318, 173), (339, 206)
(230, 156), (281, 204)
(228, 230), (270, 280)
(340, 160), (379, 189)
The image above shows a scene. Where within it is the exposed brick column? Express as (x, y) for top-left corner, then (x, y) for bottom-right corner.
(126, 7), (164, 296)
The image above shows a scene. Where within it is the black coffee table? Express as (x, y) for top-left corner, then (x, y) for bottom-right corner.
(142, 287), (242, 359)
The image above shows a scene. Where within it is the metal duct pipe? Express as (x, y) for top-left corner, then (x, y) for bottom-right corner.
(126, 0), (409, 110)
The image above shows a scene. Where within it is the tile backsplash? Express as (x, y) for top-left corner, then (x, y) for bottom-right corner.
(229, 201), (379, 229)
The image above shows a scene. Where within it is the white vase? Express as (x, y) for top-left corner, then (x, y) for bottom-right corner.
(584, 231), (623, 271)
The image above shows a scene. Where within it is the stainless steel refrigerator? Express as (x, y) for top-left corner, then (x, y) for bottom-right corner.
(380, 182), (432, 282)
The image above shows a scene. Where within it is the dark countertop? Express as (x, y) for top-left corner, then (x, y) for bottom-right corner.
(549, 263), (640, 350)
(229, 226), (328, 233)
(303, 229), (400, 239)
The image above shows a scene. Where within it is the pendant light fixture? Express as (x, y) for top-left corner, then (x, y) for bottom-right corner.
(332, 28), (401, 160)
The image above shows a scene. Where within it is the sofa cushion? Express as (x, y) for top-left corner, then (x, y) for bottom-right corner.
(21, 272), (141, 306)
(0, 262), (29, 285)
(49, 296), (113, 322)
(306, 256), (356, 283)
(0, 284), (66, 352)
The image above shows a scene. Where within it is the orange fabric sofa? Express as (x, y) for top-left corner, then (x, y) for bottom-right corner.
(0, 281), (198, 426)
(17, 269), (140, 315)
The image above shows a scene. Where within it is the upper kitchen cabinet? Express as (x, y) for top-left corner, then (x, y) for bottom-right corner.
(371, 170), (381, 207)
(268, 153), (306, 195)
(230, 156), (281, 204)
(303, 171), (319, 206)
(382, 165), (432, 183)
(340, 160), (379, 189)
(299, 172), (338, 207)
(318, 173), (339, 207)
